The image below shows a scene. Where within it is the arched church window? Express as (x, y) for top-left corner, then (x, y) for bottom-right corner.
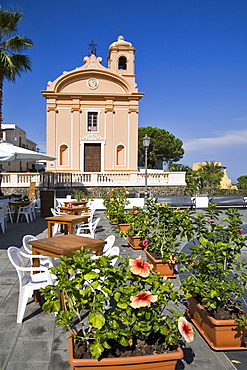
(118, 56), (127, 70)
(116, 144), (125, 165)
(59, 144), (68, 165)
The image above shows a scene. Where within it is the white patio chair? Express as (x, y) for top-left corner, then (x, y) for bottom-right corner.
(0, 208), (6, 233)
(16, 204), (33, 223)
(7, 246), (57, 323)
(103, 235), (115, 254)
(76, 217), (100, 238)
(0, 202), (13, 224)
(22, 234), (58, 268)
(50, 207), (63, 235)
(30, 202), (36, 220)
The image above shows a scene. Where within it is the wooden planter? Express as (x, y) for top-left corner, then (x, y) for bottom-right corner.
(68, 335), (183, 370)
(144, 249), (176, 278)
(187, 297), (247, 351)
(127, 235), (143, 250)
(117, 223), (130, 232)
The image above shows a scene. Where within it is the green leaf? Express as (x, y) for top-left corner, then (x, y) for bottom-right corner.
(90, 341), (104, 359)
(119, 337), (129, 346)
(88, 312), (105, 329)
(84, 271), (99, 280)
(117, 302), (128, 309)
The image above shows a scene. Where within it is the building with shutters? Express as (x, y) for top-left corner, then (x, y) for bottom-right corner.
(42, 36), (144, 173)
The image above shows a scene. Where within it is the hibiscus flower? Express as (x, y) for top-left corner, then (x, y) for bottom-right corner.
(169, 256), (178, 264)
(237, 229), (244, 235)
(130, 291), (158, 308)
(129, 256), (153, 277)
(131, 210), (137, 214)
(208, 219), (216, 223)
(142, 239), (149, 247)
(178, 317), (194, 343)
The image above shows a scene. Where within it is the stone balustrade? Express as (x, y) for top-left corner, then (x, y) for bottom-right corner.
(1, 171), (186, 188)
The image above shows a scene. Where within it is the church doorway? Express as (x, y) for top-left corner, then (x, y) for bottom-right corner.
(84, 144), (101, 172)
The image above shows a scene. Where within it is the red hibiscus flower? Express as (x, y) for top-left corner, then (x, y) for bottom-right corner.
(237, 229), (244, 235)
(129, 256), (153, 277)
(142, 239), (149, 247)
(178, 317), (194, 343)
(130, 291), (158, 308)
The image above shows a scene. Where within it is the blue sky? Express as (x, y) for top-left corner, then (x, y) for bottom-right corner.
(1, 0), (247, 182)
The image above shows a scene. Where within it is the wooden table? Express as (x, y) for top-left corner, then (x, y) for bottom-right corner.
(45, 214), (89, 238)
(8, 201), (31, 222)
(28, 234), (106, 302)
(64, 201), (87, 206)
(58, 205), (89, 215)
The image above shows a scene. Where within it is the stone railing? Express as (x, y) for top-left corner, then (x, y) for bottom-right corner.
(0, 171), (186, 189)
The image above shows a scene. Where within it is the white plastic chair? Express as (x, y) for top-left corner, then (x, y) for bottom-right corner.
(0, 208), (6, 233)
(30, 202), (36, 220)
(16, 204), (33, 223)
(76, 217), (100, 238)
(91, 246), (120, 267)
(22, 234), (58, 267)
(103, 235), (116, 254)
(0, 202), (13, 224)
(7, 246), (57, 323)
(50, 207), (62, 235)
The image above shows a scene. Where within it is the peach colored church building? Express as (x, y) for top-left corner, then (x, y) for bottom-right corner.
(42, 36), (144, 173)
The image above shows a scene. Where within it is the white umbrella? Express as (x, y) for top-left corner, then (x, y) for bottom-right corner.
(0, 142), (56, 161)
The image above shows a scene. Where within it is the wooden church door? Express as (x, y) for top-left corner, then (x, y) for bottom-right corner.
(84, 144), (101, 172)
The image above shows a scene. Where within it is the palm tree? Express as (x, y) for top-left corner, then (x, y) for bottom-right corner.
(0, 9), (34, 139)
(198, 161), (224, 189)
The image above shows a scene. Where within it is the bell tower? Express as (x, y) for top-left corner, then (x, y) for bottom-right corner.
(107, 35), (135, 76)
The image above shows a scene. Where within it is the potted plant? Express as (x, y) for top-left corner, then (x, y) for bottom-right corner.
(142, 199), (193, 277)
(179, 206), (247, 350)
(42, 249), (194, 369)
(102, 188), (130, 227)
(127, 207), (150, 249)
(72, 190), (90, 203)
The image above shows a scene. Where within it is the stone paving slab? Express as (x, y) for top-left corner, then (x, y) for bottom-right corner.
(0, 209), (247, 369)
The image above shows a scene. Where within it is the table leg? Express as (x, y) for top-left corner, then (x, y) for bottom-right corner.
(32, 248), (41, 303)
(47, 221), (52, 238)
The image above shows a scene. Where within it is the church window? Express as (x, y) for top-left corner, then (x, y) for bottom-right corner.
(118, 56), (127, 70)
(59, 144), (68, 165)
(87, 112), (98, 132)
(116, 144), (125, 165)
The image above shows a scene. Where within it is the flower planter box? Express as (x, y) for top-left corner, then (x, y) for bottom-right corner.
(144, 249), (176, 278)
(127, 235), (143, 250)
(187, 297), (247, 351)
(68, 335), (183, 370)
(117, 223), (130, 232)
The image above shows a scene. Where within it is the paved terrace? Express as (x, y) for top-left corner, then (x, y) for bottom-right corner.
(0, 209), (247, 370)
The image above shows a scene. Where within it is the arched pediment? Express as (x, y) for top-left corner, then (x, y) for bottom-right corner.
(48, 69), (133, 95)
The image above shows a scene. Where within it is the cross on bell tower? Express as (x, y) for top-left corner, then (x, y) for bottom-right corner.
(88, 40), (98, 57)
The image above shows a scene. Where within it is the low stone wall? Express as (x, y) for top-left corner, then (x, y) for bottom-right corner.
(1, 185), (186, 198)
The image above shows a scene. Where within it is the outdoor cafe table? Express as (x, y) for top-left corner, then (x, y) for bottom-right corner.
(28, 234), (107, 302)
(8, 200), (31, 222)
(45, 214), (88, 238)
(64, 201), (87, 206)
(58, 205), (89, 215)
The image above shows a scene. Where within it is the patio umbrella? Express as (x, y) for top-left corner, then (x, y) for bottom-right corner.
(0, 142), (56, 161)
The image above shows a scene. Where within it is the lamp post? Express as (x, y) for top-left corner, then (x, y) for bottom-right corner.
(143, 134), (150, 208)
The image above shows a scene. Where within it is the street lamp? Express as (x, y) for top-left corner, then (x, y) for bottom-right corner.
(143, 134), (150, 207)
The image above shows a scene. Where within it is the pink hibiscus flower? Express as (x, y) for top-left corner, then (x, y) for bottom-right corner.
(208, 219), (216, 223)
(129, 256), (153, 277)
(142, 239), (149, 247)
(237, 229), (244, 235)
(131, 210), (137, 214)
(178, 317), (194, 343)
(130, 291), (158, 308)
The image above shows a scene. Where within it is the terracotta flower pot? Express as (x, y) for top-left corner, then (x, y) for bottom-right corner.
(117, 223), (130, 232)
(187, 297), (247, 351)
(144, 249), (176, 278)
(68, 335), (183, 370)
(127, 235), (143, 250)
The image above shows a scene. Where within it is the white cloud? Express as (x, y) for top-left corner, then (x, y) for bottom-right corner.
(183, 129), (247, 152)
(234, 116), (247, 121)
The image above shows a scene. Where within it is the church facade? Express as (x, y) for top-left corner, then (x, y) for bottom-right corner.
(42, 36), (144, 173)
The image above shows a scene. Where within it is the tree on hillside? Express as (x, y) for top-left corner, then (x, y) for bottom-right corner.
(0, 9), (34, 139)
(237, 175), (247, 190)
(138, 127), (184, 169)
(167, 163), (205, 195)
(198, 161), (224, 189)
